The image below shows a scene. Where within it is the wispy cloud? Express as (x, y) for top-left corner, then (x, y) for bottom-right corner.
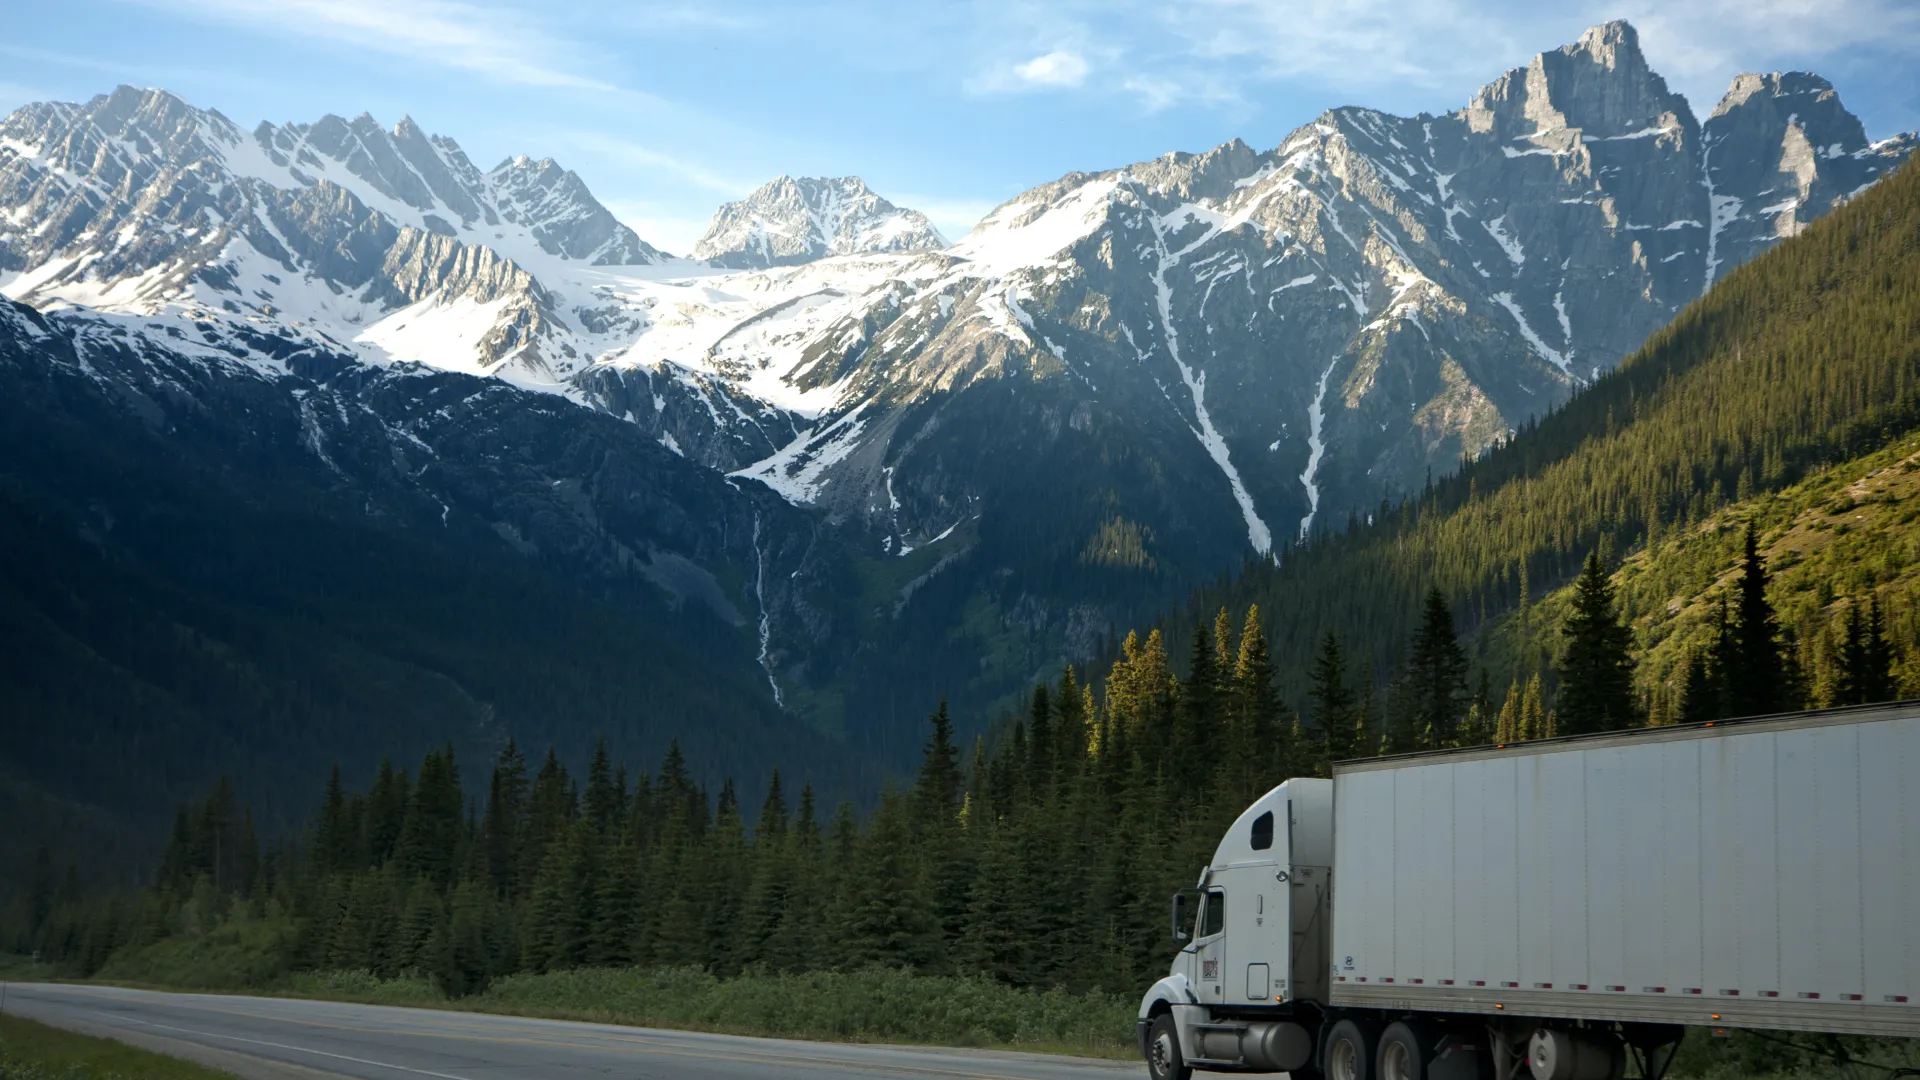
(954, 0), (1920, 117)
(1014, 50), (1089, 88)
(129, 0), (613, 90)
(557, 131), (753, 196)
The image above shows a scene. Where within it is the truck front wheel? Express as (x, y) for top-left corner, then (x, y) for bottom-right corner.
(1146, 1013), (1190, 1080)
(1326, 1019), (1377, 1080)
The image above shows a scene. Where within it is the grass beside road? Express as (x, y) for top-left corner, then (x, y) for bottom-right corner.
(280, 966), (1139, 1058)
(0, 1012), (235, 1080)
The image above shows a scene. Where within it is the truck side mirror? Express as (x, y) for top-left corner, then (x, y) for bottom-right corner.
(1171, 890), (1192, 943)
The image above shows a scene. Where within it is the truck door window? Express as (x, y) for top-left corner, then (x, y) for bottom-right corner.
(1202, 890), (1225, 937)
(1250, 811), (1274, 850)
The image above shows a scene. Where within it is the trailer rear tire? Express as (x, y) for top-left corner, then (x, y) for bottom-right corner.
(1376, 1022), (1434, 1080)
(1326, 1019), (1378, 1080)
(1146, 1012), (1190, 1080)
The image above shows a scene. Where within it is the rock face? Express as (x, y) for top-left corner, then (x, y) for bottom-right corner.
(692, 176), (947, 268)
(1703, 72), (1917, 282)
(0, 24), (1912, 745)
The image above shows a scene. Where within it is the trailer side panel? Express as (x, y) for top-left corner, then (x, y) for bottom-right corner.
(1329, 707), (1920, 1037)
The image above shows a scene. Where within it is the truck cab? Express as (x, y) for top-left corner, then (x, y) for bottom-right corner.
(1138, 778), (1332, 1076)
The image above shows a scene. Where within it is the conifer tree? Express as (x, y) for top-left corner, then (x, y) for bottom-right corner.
(1678, 648), (1719, 724)
(1518, 673), (1547, 740)
(1725, 524), (1790, 717)
(1558, 552), (1639, 735)
(1495, 678), (1522, 742)
(1177, 625), (1223, 791)
(1233, 606), (1291, 792)
(1308, 631), (1354, 771)
(584, 737), (622, 835)
(1027, 685), (1054, 797)
(483, 741), (527, 898)
(1406, 587), (1468, 750)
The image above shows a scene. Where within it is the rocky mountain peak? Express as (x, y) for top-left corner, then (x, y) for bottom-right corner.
(1711, 72), (1870, 149)
(1467, 20), (1693, 143)
(692, 175), (946, 270)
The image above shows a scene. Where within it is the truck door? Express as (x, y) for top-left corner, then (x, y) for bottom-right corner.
(1195, 888), (1227, 1002)
(1215, 862), (1283, 1004)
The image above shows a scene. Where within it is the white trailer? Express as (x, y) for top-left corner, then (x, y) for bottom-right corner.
(1136, 701), (1920, 1080)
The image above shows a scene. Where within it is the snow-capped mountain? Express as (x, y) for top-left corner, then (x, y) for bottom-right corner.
(692, 175), (947, 269)
(712, 21), (1914, 560)
(0, 22), (1911, 737)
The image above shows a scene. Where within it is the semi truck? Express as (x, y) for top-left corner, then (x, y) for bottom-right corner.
(1136, 700), (1920, 1080)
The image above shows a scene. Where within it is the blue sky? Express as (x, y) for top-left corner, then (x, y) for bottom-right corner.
(4, 0), (1917, 253)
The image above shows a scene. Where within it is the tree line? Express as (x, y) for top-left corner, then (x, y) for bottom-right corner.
(18, 513), (1908, 995)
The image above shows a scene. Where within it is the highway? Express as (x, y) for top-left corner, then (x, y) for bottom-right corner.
(0, 983), (1139, 1080)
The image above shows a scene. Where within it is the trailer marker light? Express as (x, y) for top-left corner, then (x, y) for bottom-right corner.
(1760, 991), (1779, 998)
(1720, 989), (1740, 996)
(1645, 987), (1666, 994)
(1711, 1014), (1721, 1022)
(1357, 977), (1367, 982)
(1571, 984), (1589, 991)
(1685, 988), (1703, 995)
(1607, 986), (1625, 992)
(1842, 994), (1862, 1001)
(1381, 978), (1394, 984)
(1441, 979), (1455, 985)
(1535, 983), (1553, 989)
(1888, 995), (1910, 1003)
(1471, 980), (1486, 987)
(1494, 1004), (1504, 1010)
(1798, 993), (1820, 999)
(1502, 981), (1519, 988)
(1411, 978), (1423, 984)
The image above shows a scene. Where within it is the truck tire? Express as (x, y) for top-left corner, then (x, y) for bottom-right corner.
(1146, 1012), (1190, 1080)
(1375, 1021), (1434, 1080)
(1326, 1019), (1378, 1080)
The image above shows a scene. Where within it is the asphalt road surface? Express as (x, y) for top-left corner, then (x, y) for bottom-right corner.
(0, 983), (1139, 1080)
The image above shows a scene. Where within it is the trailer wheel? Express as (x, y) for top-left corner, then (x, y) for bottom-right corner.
(1326, 1019), (1377, 1080)
(1376, 1022), (1434, 1080)
(1145, 1012), (1190, 1080)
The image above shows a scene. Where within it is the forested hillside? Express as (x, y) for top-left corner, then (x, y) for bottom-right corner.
(1180, 153), (1920, 725)
(0, 305), (875, 892)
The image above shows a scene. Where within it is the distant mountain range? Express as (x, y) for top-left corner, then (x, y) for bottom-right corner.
(0, 21), (1912, 860)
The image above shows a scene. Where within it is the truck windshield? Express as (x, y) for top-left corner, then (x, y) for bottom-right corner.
(1201, 890), (1225, 937)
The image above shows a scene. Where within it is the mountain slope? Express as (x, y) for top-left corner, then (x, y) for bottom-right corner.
(1182, 150), (1920, 710)
(692, 176), (946, 268)
(0, 298), (875, 882)
(0, 21), (1912, 771)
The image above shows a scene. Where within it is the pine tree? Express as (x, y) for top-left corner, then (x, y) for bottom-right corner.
(1176, 626), (1223, 792)
(1459, 670), (1494, 746)
(314, 764), (353, 875)
(1558, 551), (1639, 735)
(583, 736), (621, 835)
(1861, 596), (1897, 704)
(1678, 648), (1719, 724)
(1725, 524), (1790, 717)
(1518, 673), (1547, 741)
(482, 741), (527, 898)
(1233, 605), (1291, 793)
(1494, 678), (1522, 742)
(395, 747), (462, 889)
(1308, 631), (1354, 772)
(1406, 587), (1468, 750)
(913, 702), (963, 831)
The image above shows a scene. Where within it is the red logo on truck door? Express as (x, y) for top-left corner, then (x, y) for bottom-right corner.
(1202, 960), (1220, 980)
